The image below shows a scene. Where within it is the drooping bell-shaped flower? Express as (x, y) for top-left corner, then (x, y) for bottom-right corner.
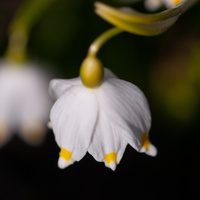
(0, 60), (52, 146)
(49, 56), (157, 171)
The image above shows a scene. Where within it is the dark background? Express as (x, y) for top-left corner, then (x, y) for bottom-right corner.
(0, 0), (200, 199)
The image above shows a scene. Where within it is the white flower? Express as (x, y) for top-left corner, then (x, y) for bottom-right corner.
(144, 0), (163, 11)
(0, 60), (52, 146)
(49, 68), (157, 171)
(145, 0), (184, 11)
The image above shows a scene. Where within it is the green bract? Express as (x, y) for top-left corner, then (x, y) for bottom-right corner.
(94, 0), (197, 36)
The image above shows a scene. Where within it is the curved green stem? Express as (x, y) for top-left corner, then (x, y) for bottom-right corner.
(10, 0), (56, 35)
(87, 27), (124, 57)
(80, 27), (124, 88)
(5, 0), (56, 64)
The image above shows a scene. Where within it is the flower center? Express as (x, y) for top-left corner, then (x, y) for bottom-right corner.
(80, 56), (104, 88)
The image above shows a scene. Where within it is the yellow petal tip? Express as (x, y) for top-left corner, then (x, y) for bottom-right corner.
(60, 148), (72, 162)
(105, 152), (117, 164)
(141, 132), (151, 151)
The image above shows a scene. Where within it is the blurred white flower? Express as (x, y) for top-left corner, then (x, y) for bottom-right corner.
(163, 0), (183, 8)
(0, 60), (52, 146)
(145, 0), (184, 11)
(145, 0), (163, 11)
(49, 68), (157, 171)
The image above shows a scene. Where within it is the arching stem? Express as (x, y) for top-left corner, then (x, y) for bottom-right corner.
(5, 0), (56, 64)
(87, 27), (123, 57)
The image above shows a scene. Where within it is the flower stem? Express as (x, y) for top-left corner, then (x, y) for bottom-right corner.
(5, 0), (56, 64)
(10, 0), (56, 35)
(80, 27), (123, 88)
(87, 27), (123, 57)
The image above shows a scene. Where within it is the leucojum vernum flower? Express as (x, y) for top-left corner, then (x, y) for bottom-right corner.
(49, 66), (157, 171)
(48, 26), (158, 171)
(48, 0), (198, 171)
(0, 5), (53, 147)
(0, 60), (52, 146)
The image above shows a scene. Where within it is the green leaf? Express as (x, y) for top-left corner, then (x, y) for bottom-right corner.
(94, 0), (198, 36)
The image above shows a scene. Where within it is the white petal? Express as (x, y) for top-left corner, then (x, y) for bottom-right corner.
(49, 77), (82, 100)
(19, 84), (51, 123)
(146, 143), (158, 156)
(144, 0), (163, 11)
(88, 110), (127, 170)
(105, 161), (117, 171)
(0, 62), (52, 128)
(49, 68), (116, 100)
(163, 0), (175, 8)
(50, 85), (98, 165)
(0, 86), (13, 127)
(103, 68), (118, 80)
(95, 78), (152, 153)
(16, 67), (52, 129)
(140, 133), (157, 157)
(0, 65), (18, 128)
(58, 157), (74, 169)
